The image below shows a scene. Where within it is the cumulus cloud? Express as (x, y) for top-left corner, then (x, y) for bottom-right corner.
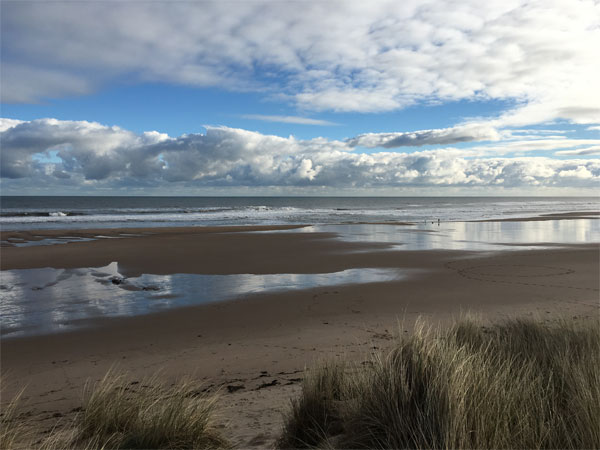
(557, 166), (594, 179)
(0, 118), (24, 132)
(2, 0), (599, 129)
(555, 146), (600, 156)
(347, 124), (500, 148)
(1, 118), (599, 193)
(0, 118), (168, 179)
(241, 115), (338, 126)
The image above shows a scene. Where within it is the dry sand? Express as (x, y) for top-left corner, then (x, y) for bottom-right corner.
(1, 222), (599, 447)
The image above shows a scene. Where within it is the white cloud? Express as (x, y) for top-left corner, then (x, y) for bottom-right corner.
(241, 115), (338, 126)
(587, 126), (600, 131)
(0, 118), (168, 179)
(555, 146), (600, 156)
(0, 118), (24, 132)
(0, 64), (92, 103)
(1, 118), (598, 193)
(347, 124), (500, 148)
(504, 129), (574, 136)
(557, 166), (594, 179)
(2, 0), (598, 129)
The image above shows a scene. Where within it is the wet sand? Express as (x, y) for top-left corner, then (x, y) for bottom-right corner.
(1, 222), (599, 447)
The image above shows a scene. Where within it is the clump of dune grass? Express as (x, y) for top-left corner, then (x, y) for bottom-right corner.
(48, 371), (228, 450)
(278, 317), (600, 449)
(2, 372), (228, 450)
(278, 363), (348, 448)
(0, 388), (28, 450)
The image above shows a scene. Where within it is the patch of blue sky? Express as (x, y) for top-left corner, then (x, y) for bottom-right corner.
(298, 98), (515, 141)
(32, 150), (61, 164)
(2, 83), (248, 137)
(2, 82), (517, 142)
(571, 124), (600, 140)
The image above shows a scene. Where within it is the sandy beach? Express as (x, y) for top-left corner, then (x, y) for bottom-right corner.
(1, 219), (598, 447)
(3, 0), (600, 444)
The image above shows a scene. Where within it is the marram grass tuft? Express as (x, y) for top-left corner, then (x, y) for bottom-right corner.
(278, 317), (600, 449)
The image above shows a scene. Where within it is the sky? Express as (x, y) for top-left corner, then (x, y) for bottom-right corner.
(1, 0), (599, 196)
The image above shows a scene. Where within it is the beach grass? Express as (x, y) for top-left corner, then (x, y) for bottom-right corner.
(1, 372), (228, 450)
(67, 371), (228, 449)
(278, 317), (600, 449)
(0, 388), (28, 450)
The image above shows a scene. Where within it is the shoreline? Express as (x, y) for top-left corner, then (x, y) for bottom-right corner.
(1, 210), (598, 239)
(1, 220), (599, 447)
(0, 224), (309, 247)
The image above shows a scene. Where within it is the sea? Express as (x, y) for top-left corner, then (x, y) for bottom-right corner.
(1, 196), (598, 231)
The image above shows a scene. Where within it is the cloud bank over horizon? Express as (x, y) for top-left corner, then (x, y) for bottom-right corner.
(1, 118), (598, 195)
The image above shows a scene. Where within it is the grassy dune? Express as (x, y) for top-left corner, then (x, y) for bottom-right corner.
(2, 317), (598, 449)
(278, 317), (600, 449)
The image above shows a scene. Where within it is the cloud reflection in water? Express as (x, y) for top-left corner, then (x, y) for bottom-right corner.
(0, 263), (403, 337)
(303, 219), (598, 251)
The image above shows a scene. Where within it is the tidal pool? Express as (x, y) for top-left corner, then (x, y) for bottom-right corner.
(1, 235), (137, 247)
(0, 262), (404, 337)
(292, 219), (599, 251)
